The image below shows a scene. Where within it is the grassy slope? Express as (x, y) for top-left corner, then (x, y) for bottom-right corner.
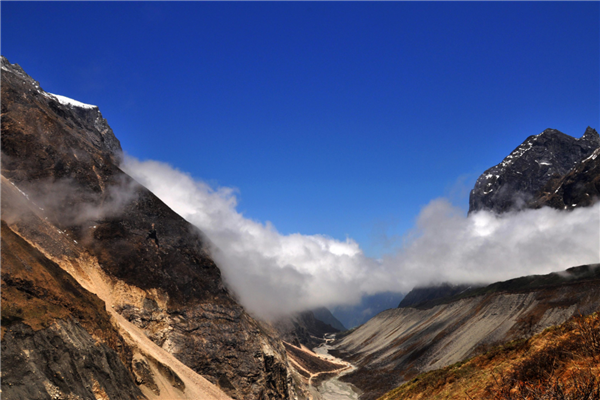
(378, 311), (600, 400)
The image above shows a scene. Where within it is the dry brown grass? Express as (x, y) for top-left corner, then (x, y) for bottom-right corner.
(378, 312), (600, 400)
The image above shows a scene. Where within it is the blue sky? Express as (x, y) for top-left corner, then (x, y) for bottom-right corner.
(2, 1), (599, 258)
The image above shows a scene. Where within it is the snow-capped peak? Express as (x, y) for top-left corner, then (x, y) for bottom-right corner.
(46, 92), (97, 109)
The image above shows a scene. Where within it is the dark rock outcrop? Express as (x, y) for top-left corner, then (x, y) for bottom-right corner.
(469, 127), (600, 214)
(1, 55), (292, 399)
(311, 307), (347, 332)
(533, 145), (600, 210)
(398, 283), (475, 309)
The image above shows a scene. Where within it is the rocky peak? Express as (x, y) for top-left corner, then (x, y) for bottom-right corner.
(1, 56), (122, 166)
(469, 127), (600, 214)
(1, 56), (42, 88)
(2, 57), (295, 399)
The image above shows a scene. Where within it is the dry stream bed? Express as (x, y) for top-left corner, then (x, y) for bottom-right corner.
(313, 334), (361, 400)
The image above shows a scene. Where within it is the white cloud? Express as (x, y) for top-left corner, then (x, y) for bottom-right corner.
(122, 156), (600, 320)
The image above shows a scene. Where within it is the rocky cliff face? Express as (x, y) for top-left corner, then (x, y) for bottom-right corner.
(1, 56), (295, 399)
(469, 127), (600, 214)
(533, 145), (600, 210)
(1, 220), (144, 400)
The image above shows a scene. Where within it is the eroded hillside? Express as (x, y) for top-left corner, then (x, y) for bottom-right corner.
(332, 266), (600, 400)
(378, 311), (600, 400)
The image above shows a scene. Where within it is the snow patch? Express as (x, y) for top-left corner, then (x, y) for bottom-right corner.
(581, 150), (599, 163)
(500, 141), (534, 168)
(46, 92), (97, 109)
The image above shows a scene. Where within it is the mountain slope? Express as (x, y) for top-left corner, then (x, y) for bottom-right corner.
(378, 311), (600, 400)
(312, 307), (347, 332)
(1, 220), (144, 400)
(1, 56), (293, 399)
(332, 266), (600, 400)
(534, 145), (600, 210)
(275, 309), (342, 349)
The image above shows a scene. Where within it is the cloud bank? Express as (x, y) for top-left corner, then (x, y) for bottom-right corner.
(122, 156), (599, 320)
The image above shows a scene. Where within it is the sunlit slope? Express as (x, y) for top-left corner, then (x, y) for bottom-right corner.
(378, 311), (600, 400)
(332, 266), (600, 400)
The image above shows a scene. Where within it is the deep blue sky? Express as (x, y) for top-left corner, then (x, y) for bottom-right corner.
(2, 2), (599, 257)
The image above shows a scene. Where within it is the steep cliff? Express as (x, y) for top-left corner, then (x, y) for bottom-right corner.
(1, 56), (294, 399)
(469, 127), (599, 214)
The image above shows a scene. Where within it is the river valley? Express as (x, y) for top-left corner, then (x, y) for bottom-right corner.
(313, 335), (360, 400)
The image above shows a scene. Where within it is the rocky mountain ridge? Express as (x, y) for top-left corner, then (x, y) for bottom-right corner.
(469, 127), (599, 214)
(1, 56), (297, 400)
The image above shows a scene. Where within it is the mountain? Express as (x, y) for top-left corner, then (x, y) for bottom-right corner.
(1, 56), (295, 399)
(331, 291), (405, 329)
(330, 128), (600, 400)
(311, 307), (346, 332)
(534, 145), (600, 210)
(332, 264), (600, 400)
(469, 127), (600, 214)
(1, 219), (145, 400)
(274, 309), (342, 349)
(397, 283), (474, 309)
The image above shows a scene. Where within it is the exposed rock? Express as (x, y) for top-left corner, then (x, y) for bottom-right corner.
(1, 55), (293, 399)
(533, 145), (600, 210)
(469, 127), (600, 214)
(2, 320), (144, 400)
(1, 220), (143, 399)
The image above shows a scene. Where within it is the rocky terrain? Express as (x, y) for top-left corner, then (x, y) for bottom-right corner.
(311, 308), (346, 333)
(3, 55), (599, 400)
(378, 311), (600, 400)
(469, 127), (599, 214)
(274, 309), (342, 350)
(332, 265), (600, 400)
(534, 144), (600, 210)
(1, 56), (298, 399)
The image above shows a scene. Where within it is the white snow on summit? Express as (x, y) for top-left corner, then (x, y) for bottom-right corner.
(46, 92), (97, 109)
